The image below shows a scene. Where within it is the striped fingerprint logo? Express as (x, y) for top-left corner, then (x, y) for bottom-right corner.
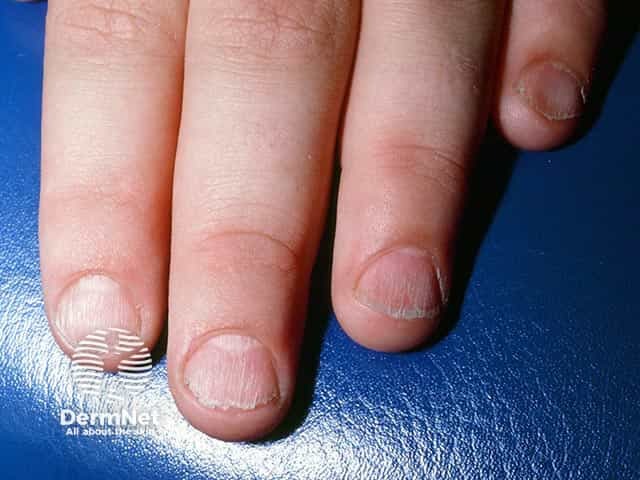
(70, 328), (153, 402)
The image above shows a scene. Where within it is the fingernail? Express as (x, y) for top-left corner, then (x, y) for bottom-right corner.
(55, 274), (140, 347)
(354, 247), (443, 321)
(184, 334), (280, 411)
(516, 61), (587, 121)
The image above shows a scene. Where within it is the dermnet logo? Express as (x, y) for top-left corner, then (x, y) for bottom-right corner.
(70, 327), (152, 401)
(60, 328), (160, 437)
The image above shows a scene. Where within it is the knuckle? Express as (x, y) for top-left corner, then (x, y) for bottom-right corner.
(371, 139), (468, 197)
(47, 0), (183, 59)
(42, 180), (148, 219)
(189, 0), (346, 65)
(189, 229), (302, 278)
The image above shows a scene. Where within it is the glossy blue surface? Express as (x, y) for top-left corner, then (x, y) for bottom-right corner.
(0, 3), (638, 479)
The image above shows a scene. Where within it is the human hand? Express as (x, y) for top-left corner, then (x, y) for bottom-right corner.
(36, 0), (606, 440)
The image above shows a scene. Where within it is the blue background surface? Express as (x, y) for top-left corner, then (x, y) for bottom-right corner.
(0, 3), (638, 479)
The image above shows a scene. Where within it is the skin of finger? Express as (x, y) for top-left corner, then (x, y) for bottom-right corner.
(332, 0), (507, 351)
(167, 0), (359, 440)
(493, 0), (606, 150)
(39, 0), (187, 365)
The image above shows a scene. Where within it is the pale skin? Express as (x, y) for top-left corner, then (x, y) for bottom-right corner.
(35, 0), (607, 440)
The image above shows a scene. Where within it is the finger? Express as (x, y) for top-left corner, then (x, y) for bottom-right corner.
(40, 0), (187, 366)
(332, 0), (506, 351)
(493, 0), (606, 150)
(167, 0), (358, 440)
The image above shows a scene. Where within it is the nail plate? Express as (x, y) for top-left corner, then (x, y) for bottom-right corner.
(184, 334), (279, 411)
(354, 247), (443, 321)
(55, 274), (140, 347)
(516, 61), (587, 121)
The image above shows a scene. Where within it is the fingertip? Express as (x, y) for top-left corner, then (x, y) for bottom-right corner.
(338, 312), (442, 353)
(493, 0), (605, 151)
(495, 60), (587, 151)
(168, 331), (294, 441)
(43, 270), (166, 372)
(169, 384), (292, 442)
(333, 298), (442, 353)
(333, 247), (447, 353)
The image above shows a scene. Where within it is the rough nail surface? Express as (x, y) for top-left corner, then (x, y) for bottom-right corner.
(55, 274), (140, 347)
(184, 334), (279, 411)
(354, 247), (442, 321)
(516, 61), (587, 121)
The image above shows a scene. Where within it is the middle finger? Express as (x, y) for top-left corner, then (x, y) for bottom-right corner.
(167, 0), (359, 440)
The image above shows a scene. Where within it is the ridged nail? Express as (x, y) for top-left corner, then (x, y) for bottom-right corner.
(55, 274), (140, 347)
(354, 247), (443, 321)
(516, 61), (587, 121)
(184, 334), (279, 411)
